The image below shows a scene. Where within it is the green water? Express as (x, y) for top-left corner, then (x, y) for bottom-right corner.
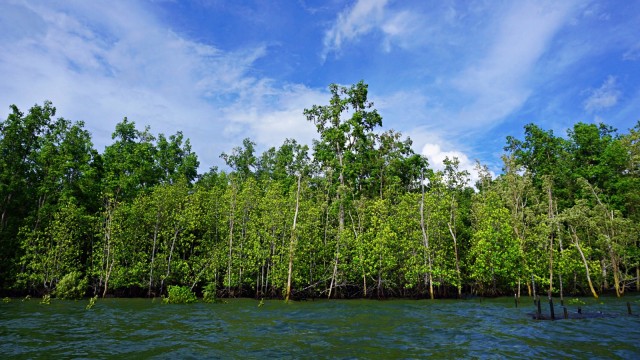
(1, 296), (639, 359)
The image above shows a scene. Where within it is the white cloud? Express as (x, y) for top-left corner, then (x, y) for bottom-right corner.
(322, 0), (424, 56)
(421, 142), (493, 189)
(623, 43), (640, 61)
(0, 1), (323, 171)
(583, 75), (620, 113)
(322, 0), (388, 58)
(450, 0), (578, 128)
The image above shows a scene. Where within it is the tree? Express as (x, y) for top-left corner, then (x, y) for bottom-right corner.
(442, 157), (470, 297)
(102, 118), (159, 202)
(0, 102), (58, 288)
(470, 189), (521, 295)
(156, 132), (199, 184)
(304, 81), (382, 298)
(221, 138), (257, 182)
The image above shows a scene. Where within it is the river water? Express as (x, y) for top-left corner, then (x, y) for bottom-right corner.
(1, 296), (639, 359)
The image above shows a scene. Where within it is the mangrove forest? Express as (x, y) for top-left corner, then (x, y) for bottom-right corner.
(1, 82), (639, 300)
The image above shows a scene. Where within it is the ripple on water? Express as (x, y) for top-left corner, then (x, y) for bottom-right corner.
(1, 296), (639, 358)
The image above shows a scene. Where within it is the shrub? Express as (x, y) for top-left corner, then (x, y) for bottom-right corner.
(55, 271), (88, 300)
(86, 295), (98, 310)
(202, 283), (217, 303)
(568, 298), (586, 306)
(40, 294), (51, 305)
(163, 285), (197, 304)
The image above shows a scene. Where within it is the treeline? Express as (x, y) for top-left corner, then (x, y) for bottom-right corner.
(1, 82), (639, 299)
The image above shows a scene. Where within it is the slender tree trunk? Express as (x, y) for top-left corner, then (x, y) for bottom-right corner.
(102, 200), (115, 298)
(558, 273), (564, 304)
(569, 225), (598, 299)
(161, 226), (180, 295)
(328, 243), (340, 299)
(547, 185), (554, 296)
(0, 193), (11, 230)
(329, 151), (345, 299)
(588, 183), (623, 297)
(285, 175), (301, 302)
(420, 170), (434, 300)
(227, 184), (236, 297)
(377, 263), (383, 299)
(601, 259), (608, 292)
(256, 271), (261, 298)
(239, 213), (246, 297)
(447, 221), (462, 297)
(148, 211), (160, 297)
(349, 210), (366, 298)
(609, 249), (622, 297)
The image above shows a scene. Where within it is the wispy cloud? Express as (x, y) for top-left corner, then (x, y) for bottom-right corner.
(322, 0), (388, 58)
(583, 75), (621, 113)
(0, 1), (323, 170)
(450, 0), (578, 128)
(321, 0), (426, 57)
(623, 43), (640, 61)
(369, 1), (579, 176)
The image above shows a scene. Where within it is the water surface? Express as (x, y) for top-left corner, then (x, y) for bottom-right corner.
(1, 296), (639, 358)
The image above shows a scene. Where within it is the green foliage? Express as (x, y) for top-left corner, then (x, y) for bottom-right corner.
(86, 295), (98, 310)
(1, 90), (639, 299)
(40, 294), (51, 305)
(163, 285), (197, 304)
(55, 271), (88, 300)
(568, 298), (586, 305)
(202, 283), (217, 303)
(2, 297), (10, 303)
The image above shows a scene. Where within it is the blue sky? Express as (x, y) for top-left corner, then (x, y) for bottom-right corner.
(1, 0), (639, 181)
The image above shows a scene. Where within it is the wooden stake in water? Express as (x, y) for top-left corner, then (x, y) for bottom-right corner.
(563, 307), (568, 319)
(514, 293), (518, 308)
(548, 295), (555, 321)
(628, 302), (632, 315)
(536, 295), (542, 320)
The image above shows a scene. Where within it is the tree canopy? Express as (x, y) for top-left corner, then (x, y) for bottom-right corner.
(1, 84), (638, 299)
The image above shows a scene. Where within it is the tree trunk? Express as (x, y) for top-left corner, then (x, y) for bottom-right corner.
(420, 170), (434, 300)
(161, 226), (180, 295)
(329, 151), (345, 299)
(285, 175), (301, 302)
(547, 185), (554, 296)
(448, 222), (462, 297)
(349, 210), (366, 298)
(569, 225), (598, 299)
(227, 184), (236, 297)
(102, 200), (115, 298)
(610, 250), (622, 297)
(148, 211), (160, 297)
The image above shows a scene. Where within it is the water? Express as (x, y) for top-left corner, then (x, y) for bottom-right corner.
(1, 296), (639, 359)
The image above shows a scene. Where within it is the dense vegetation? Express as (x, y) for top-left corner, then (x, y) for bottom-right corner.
(1, 82), (639, 300)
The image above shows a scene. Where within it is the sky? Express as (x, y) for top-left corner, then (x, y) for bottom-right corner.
(1, 0), (639, 182)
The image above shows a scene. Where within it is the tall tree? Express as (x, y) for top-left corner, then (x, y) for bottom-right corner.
(304, 81), (382, 298)
(442, 157), (469, 297)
